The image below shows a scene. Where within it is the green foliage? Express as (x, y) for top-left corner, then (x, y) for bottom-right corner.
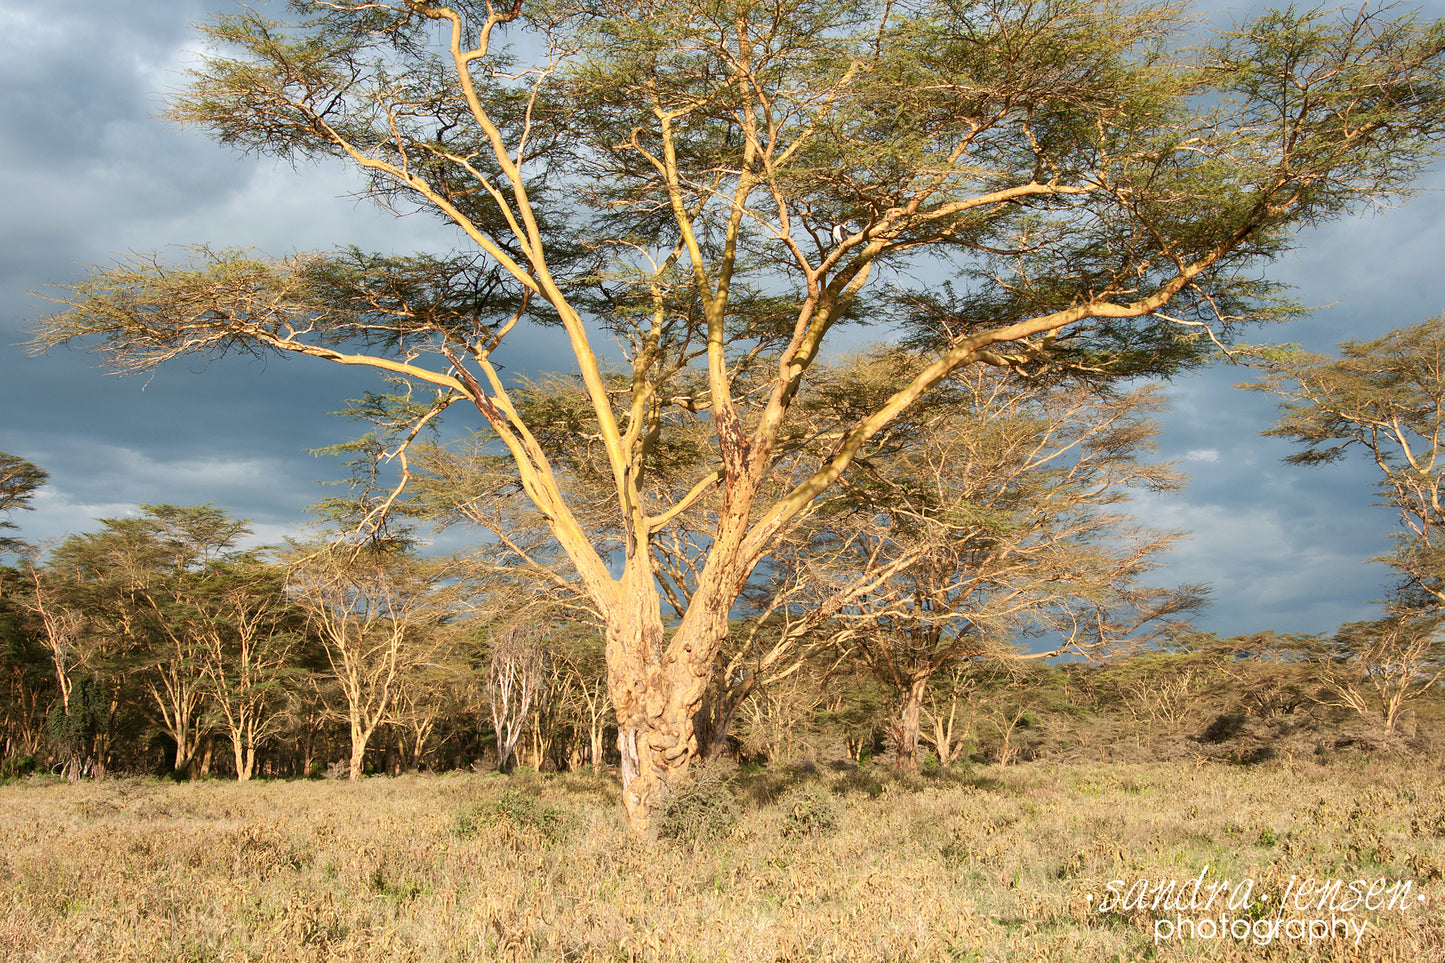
(45, 677), (108, 760)
(0, 755), (36, 781)
(455, 790), (568, 844)
(776, 782), (840, 839)
(0, 452), (47, 556)
(655, 764), (741, 845)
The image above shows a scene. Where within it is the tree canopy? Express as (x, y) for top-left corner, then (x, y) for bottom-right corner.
(0, 453), (48, 557)
(1249, 316), (1445, 609)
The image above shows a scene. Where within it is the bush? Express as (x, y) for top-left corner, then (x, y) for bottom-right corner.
(455, 790), (568, 844)
(777, 782), (840, 839)
(834, 765), (888, 798)
(1200, 712), (1247, 743)
(654, 764), (741, 845)
(0, 755), (36, 781)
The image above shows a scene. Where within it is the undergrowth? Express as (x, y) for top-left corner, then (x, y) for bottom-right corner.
(0, 758), (1440, 962)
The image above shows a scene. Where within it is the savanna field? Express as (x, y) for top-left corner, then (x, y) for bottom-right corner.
(2, 757), (1442, 963)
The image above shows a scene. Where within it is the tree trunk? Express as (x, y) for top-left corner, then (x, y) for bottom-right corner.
(891, 675), (929, 775)
(696, 670), (755, 762)
(924, 697), (971, 768)
(301, 726), (317, 779)
(237, 743), (255, 781)
(590, 715), (606, 773)
(606, 563), (728, 833)
(348, 714), (372, 781)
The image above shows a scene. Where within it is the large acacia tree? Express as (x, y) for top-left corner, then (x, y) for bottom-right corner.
(30, 0), (1445, 829)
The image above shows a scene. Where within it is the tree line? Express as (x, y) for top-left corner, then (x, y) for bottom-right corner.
(3, 500), (1439, 781)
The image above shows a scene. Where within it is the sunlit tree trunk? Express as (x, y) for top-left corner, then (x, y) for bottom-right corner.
(891, 673), (930, 775)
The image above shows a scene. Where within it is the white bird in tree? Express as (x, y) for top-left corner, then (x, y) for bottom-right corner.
(829, 220), (860, 247)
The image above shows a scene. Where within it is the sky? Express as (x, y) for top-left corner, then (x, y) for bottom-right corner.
(2, 0), (1443, 640)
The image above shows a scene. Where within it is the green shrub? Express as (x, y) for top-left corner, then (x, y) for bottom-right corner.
(834, 765), (887, 798)
(455, 790), (568, 843)
(0, 755), (36, 781)
(655, 764), (741, 845)
(777, 782), (840, 839)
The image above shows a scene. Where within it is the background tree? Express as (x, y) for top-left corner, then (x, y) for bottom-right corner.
(1250, 317), (1445, 607)
(1250, 316), (1445, 730)
(485, 624), (549, 773)
(288, 543), (450, 780)
(803, 362), (1202, 772)
(30, 0), (1445, 829)
(0, 453), (47, 558)
(47, 505), (254, 777)
(194, 558), (304, 780)
(1315, 615), (1445, 732)
(387, 625), (477, 772)
(1091, 647), (1234, 752)
(22, 556), (86, 722)
(0, 567), (52, 769)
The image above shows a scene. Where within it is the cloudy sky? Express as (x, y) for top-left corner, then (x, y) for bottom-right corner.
(2, 0), (1443, 640)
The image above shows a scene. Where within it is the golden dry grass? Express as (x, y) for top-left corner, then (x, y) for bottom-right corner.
(0, 758), (1441, 962)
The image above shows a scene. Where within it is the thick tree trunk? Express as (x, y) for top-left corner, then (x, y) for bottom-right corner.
(348, 715), (372, 781)
(174, 730), (201, 777)
(892, 675), (929, 775)
(229, 728), (246, 781)
(606, 563), (730, 833)
(239, 746), (255, 781)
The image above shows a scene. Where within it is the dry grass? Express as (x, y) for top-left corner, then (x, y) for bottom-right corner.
(1, 757), (1441, 962)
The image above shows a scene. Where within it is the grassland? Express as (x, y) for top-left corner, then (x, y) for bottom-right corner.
(1, 756), (1441, 962)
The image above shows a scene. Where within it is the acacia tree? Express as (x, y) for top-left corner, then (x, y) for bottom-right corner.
(1316, 615), (1445, 732)
(288, 543), (450, 780)
(1251, 317), (1445, 606)
(1249, 316), (1445, 726)
(45, 505), (252, 776)
(388, 627), (476, 771)
(803, 363), (1202, 772)
(485, 624), (549, 772)
(194, 559), (304, 780)
(0, 453), (48, 558)
(30, 0), (1445, 829)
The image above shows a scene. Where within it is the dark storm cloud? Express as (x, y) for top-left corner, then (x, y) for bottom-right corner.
(0, 0), (465, 549)
(0, 2), (243, 280)
(1145, 160), (1445, 636)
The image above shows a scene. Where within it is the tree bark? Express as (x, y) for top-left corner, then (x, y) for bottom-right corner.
(348, 714), (373, 781)
(606, 559), (731, 832)
(891, 674), (929, 775)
